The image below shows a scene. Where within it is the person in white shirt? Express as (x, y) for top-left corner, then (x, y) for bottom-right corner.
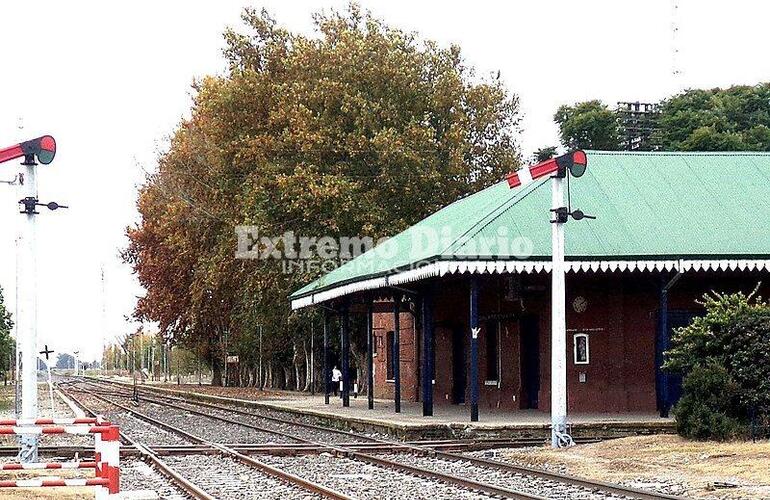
(331, 366), (342, 396)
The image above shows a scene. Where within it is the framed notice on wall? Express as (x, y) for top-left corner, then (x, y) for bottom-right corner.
(573, 333), (589, 365)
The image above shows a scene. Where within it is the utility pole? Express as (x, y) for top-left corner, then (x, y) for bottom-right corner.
(258, 325), (263, 390)
(197, 343), (202, 386)
(100, 265), (106, 375)
(223, 331), (228, 387)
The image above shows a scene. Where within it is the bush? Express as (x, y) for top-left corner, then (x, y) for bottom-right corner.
(674, 362), (745, 440)
(666, 286), (770, 440)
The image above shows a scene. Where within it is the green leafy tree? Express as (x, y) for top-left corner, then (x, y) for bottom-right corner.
(657, 84), (770, 151)
(554, 100), (621, 150)
(125, 4), (522, 386)
(665, 287), (770, 439)
(532, 146), (557, 163)
(0, 286), (13, 381)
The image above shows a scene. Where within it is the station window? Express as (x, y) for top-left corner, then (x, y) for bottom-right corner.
(386, 331), (395, 380)
(573, 333), (589, 365)
(485, 320), (500, 382)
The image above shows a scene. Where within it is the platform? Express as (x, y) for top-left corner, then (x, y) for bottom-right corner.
(130, 382), (675, 441)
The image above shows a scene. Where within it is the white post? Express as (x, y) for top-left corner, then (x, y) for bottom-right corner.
(46, 364), (55, 416)
(551, 175), (568, 448)
(17, 159), (38, 462)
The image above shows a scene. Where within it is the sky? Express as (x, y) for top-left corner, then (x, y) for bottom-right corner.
(0, 0), (769, 361)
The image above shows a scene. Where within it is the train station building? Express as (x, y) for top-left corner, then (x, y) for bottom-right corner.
(290, 151), (770, 421)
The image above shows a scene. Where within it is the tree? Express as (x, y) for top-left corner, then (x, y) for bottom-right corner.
(532, 146), (557, 163)
(125, 4), (522, 387)
(0, 286), (13, 382)
(55, 353), (75, 370)
(554, 100), (621, 150)
(665, 287), (770, 439)
(657, 84), (770, 151)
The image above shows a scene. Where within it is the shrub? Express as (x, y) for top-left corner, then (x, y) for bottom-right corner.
(666, 286), (770, 440)
(674, 362), (745, 440)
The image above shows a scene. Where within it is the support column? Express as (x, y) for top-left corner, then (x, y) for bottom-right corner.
(469, 277), (480, 422)
(323, 311), (330, 405)
(658, 283), (670, 417)
(310, 319), (315, 396)
(17, 157), (38, 462)
(341, 302), (350, 407)
(550, 174), (568, 447)
(656, 270), (682, 417)
(367, 300), (374, 410)
(421, 287), (434, 417)
(393, 293), (402, 413)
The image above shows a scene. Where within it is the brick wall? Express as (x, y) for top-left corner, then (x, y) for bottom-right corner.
(370, 271), (768, 414)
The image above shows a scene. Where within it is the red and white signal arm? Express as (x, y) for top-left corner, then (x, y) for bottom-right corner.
(0, 135), (57, 166)
(506, 150), (587, 189)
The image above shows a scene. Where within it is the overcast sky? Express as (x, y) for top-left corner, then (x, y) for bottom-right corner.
(1, 0), (769, 360)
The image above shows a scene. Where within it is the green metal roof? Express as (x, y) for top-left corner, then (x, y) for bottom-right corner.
(291, 151), (770, 300)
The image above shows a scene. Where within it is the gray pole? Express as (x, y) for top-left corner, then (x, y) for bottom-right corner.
(258, 325), (263, 390)
(223, 331), (228, 388)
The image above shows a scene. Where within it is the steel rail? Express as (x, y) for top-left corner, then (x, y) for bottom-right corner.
(78, 381), (604, 452)
(62, 386), (215, 500)
(76, 382), (557, 500)
(65, 385), (353, 500)
(75, 382), (547, 500)
(86, 378), (685, 500)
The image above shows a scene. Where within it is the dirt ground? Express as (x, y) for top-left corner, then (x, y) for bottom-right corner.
(495, 434), (770, 499)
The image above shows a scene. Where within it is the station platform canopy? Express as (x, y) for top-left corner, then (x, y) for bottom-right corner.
(291, 151), (770, 309)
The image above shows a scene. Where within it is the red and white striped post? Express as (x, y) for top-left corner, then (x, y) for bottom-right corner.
(94, 424), (120, 499)
(0, 417), (119, 497)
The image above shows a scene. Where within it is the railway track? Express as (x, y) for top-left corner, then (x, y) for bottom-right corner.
(60, 378), (687, 500)
(60, 382), (346, 499)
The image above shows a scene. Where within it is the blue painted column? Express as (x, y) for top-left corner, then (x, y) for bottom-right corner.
(323, 310), (330, 405)
(341, 302), (351, 407)
(658, 281), (670, 418)
(469, 277), (480, 422)
(367, 300), (374, 410)
(393, 292), (402, 413)
(421, 288), (434, 417)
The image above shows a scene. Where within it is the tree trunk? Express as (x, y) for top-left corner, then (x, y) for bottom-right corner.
(283, 366), (292, 390)
(211, 357), (223, 386)
(293, 342), (303, 392)
(302, 339), (311, 392)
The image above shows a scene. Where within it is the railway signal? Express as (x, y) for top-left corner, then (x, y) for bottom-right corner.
(0, 135), (56, 166)
(508, 150), (592, 448)
(1, 135), (60, 462)
(505, 150), (587, 188)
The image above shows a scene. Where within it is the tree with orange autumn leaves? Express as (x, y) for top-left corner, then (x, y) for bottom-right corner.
(124, 4), (521, 387)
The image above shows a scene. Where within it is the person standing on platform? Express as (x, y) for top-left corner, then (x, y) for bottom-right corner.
(331, 365), (342, 397)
